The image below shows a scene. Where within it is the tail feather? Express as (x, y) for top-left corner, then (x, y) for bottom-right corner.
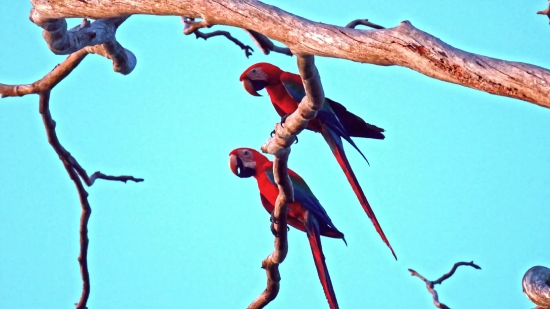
(305, 212), (339, 309)
(321, 125), (397, 260)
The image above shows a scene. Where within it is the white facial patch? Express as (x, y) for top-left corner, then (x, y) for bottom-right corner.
(248, 68), (267, 81)
(239, 149), (256, 169)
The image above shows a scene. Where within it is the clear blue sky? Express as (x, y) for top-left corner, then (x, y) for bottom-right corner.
(1, 1), (549, 308)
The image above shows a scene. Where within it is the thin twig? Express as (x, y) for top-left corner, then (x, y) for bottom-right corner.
(38, 91), (142, 309)
(245, 30), (293, 56)
(537, 0), (550, 19)
(346, 19), (385, 29)
(0, 50), (89, 98)
(409, 261), (481, 309)
(181, 17), (255, 58)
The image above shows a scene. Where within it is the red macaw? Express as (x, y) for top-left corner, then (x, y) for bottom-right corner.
(239, 63), (396, 259)
(229, 147), (344, 309)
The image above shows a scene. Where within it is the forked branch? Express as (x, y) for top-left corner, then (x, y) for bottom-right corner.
(409, 261), (481, 309)
(39, 91), (142, 309)
(182, 17), (254, 58)
(2, 16), (142, 308)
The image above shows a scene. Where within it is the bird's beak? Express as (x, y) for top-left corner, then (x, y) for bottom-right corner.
(229, 154), (255, 178)
(229, 154), (239, 176)
(242, 78), (262, 97)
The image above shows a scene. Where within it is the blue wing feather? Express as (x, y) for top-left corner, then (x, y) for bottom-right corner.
(264, 167), (340, 232)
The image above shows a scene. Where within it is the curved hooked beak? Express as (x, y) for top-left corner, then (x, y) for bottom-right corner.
(241, 78), (265, 97)
(229, 154), (255, 178)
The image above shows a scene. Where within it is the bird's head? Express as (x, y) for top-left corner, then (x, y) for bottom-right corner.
(239, 62), (283, 96)
(229, 148), (268, 178)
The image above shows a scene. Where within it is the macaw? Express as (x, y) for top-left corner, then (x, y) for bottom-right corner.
(229, 147), (344, 309)
(239, 62), (396, 259)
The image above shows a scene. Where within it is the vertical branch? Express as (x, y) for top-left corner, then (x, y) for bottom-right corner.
(250, 55), (325, 308)
(247, 151), (292, 309)
(39, 91), (91, 308)
(37, 88), (142, 309)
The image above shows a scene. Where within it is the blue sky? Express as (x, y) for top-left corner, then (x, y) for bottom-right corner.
(1, 1), (549, 308)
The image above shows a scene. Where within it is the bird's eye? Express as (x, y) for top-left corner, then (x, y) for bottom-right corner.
(243, 150), (250, 156)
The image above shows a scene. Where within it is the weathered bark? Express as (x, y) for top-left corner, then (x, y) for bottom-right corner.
(249, 55), (324, 308)
(523, 266), (550, 308)
(30, 0), (550, 108)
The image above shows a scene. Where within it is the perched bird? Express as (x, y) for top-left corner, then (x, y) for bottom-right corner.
(239, 63), (396, 259)
(230, 147), (344, 309)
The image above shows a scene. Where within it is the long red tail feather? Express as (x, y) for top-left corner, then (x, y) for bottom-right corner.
(321, 125), (397, 259)
(305, 212), (339, 309)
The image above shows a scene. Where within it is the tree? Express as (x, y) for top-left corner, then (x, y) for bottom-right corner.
(0, 1), (549, 308)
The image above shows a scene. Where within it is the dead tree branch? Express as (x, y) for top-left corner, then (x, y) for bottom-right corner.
(2, 15), (142, 307)
(346, 19), (385, 29)
(246, 55), (324, 308)
(0, 50), (88, 97)
(247, 151), (292, 309)
(30, 0), (550, 108)
(538, 0), (550, 20)
(29, 10), (135, 74)
(244, 30), (292, 56)
(261, 55), (325, 156)
(39, 91), (142, 309)
(182, 17), (254, 58)
(409, 261), (481, 309)
(523, 266), (550, 308)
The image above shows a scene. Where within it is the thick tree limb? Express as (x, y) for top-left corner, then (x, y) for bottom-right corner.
(29, 0), (550, 108)
(523, 266), (550, 308)
(0, 18), (135, 99)
(29, 10), (135, 74)
(182, 17), (254, 58)
(409, 261), (481, 309)
(38, 91), (142, 309)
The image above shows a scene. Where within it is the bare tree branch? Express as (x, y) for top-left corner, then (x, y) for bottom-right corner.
(246, 55), (325, 307)
(1, 15), (142, 306)
(244, 30), (292, 56)
(523, 266), (550, 308)
(346, 19), (385, 29)
(182, 17), (254, 58)
(0, 50), (89, 97)
(29, 10), (135, 74)
(409, 261), (481, 309)
(262, 55), (325, 155)
(30, 0), (550, 108)
(38, 91), (142, 309)
(537, 0), (550, 20)
(247, 151), (292, 309)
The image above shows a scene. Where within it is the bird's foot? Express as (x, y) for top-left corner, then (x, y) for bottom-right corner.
(269, 213), (289, 237)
